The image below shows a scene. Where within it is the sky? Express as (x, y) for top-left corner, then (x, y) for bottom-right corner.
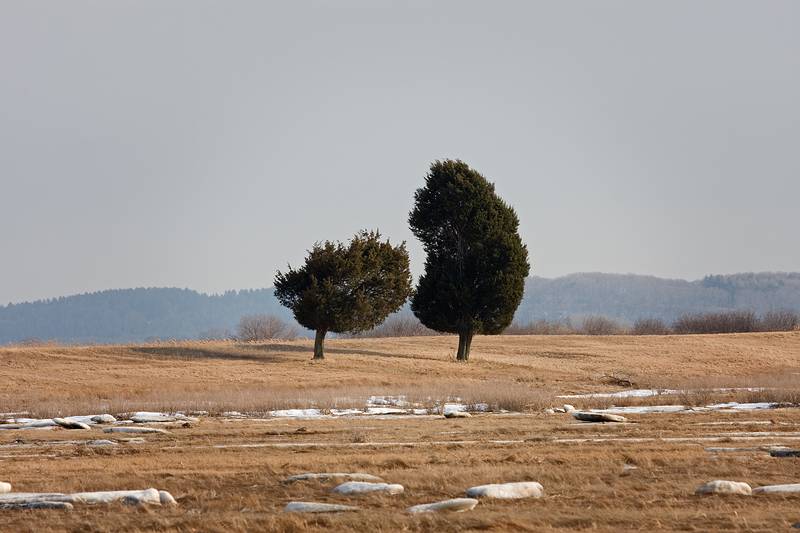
(1, 1), (798, 305)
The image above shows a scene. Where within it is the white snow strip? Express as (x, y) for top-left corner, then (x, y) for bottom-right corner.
(368, 396), (410, 407)
(269, 408), (323, 418)
(331, 481), (404, 495)
(589, 405), (688, 414)
(408, 498), (478, 513)
(560, 389), (679, 399)
(284, 501), (358, 513)
(130, 412), (198, 423)
(696, 421), (774, 426)
(266, 402), (482, 419)
(753, 483), (800, 494)
(0, 488), (170, 506)
(588, 402), (779, 415)
(559, 387), (765, 399)
(706, 402), (775, 411)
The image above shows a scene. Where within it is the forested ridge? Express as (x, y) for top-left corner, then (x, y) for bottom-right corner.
(2, 272), (799, 344)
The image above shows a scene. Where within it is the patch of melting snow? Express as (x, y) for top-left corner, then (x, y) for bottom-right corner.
(368, 396), (410, 407)
(705, 446), (779, 453)
(560, 389), (679, 399)
(270, 409), (324, 418)
(265, 399), (487, 419)
(589, 405), (688, 414)
(588, 402), (779, 415)
(0, 413), (121, 430)
(696, 420), (775, 426)
(707, 402), (775, 411)
(130, 412), (198, 423)
(559, 387), (765, 399)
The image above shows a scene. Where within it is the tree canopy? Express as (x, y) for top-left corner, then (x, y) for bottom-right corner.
(409, 159), (530, 361)
(274, 230), (412, 359)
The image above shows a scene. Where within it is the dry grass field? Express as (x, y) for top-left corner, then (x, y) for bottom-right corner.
(2, 332), (800, 532)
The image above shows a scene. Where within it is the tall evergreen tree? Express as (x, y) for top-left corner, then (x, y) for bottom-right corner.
(409, 160), (530, 361)
(274, 231), (412, 359)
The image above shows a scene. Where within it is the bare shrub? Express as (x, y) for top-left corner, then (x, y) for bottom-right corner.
(236, 314), (298, 341)
(580, 316), (626, 335)
(631, 318), (671, 335)
(761, 310), (800, 332)
(672, 310), (759, 334)
(504, 319), (575, 335)
(349, 313), (439, 338)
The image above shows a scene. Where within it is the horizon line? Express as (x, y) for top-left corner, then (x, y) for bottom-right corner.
(4, 270), (800, 308)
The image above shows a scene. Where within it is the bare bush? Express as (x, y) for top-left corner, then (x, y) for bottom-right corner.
(631, 318), (671, 335)
(672, 310), (759, 334)
(761, 310), (800, 332)
(349, 313), (439, 338)
(580, 316), (626, 335)
(236, 314), (298, 341)
(504, 319), (575, 335)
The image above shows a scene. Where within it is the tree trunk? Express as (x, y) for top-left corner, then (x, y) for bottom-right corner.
(313, 329), (327, 360)
(456, 331), (474, 362)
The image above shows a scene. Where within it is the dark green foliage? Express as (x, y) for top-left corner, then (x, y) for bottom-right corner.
(409, 159), (530, 360)
(274, 230), (412, 359)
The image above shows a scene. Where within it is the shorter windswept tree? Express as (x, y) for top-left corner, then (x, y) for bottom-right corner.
(274, 231), (412, 359)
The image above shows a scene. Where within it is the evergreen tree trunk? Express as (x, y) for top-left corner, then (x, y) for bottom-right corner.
(456, 331), (474, 361)
(313, 329), (327, 360)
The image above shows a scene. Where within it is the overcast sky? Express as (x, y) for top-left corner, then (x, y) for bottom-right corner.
(1, 1), (798, 305)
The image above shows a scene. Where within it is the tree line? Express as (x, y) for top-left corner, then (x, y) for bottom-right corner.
(234, 308), (798, 343)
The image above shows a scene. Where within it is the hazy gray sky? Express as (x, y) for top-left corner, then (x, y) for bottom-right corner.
(1, 1), (798, 304)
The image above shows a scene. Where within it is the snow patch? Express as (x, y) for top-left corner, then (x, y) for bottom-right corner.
(588, 402), (779, 415)
(560, 387), (765, 399)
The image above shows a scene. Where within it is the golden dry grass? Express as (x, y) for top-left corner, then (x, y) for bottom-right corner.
(3, 332), (800, 415)
(2, 332), (800, 532)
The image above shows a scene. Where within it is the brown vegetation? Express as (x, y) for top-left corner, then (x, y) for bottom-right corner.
(579, 316), (625, 335)
(236, 314), (298, 341)
(503, 319), (574, 335)
(631, 318), (671, 335)
(4, 403), (800, 531)
(505, 310), (800, 336)
(2, 334), (800, 531)
(673, 310), (761, 334)
(346, 314), (439, 338)
(2, 333), (800, 417)
(762, 310), (800, 332)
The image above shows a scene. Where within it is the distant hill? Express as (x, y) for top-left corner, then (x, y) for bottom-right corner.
(0, 288), (292, 344)
(516, 272), (800, 324)
(1, 272), (799, 344)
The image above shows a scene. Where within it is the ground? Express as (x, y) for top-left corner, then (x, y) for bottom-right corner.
(2, 333), (800, 532)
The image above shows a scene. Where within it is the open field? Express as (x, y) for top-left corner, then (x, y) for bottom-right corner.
(2, 333), (800, 531)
